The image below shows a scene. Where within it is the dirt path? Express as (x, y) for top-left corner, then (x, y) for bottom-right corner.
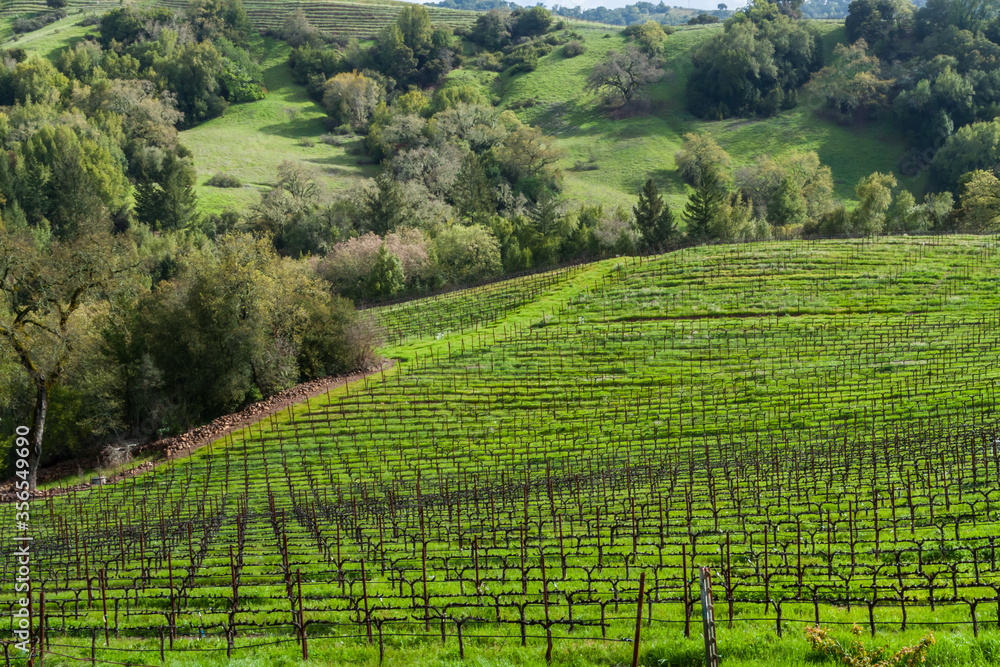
(0, 360), (395, 501)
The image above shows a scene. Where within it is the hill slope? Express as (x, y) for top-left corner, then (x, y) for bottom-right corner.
(7, 8), (919, 213)
(490, 22), (921, 209)
(5, 236), (1000, 665)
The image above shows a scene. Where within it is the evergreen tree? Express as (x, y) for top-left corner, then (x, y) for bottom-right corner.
(633, 178), (677, 249)
(683, 165), (726, 242)
(360, 171), (410, 235)
(377, 24), (417, 83)
(135, 154), (198, 231)
(367, 243), (405, 299)
(453, 152), (496, 223)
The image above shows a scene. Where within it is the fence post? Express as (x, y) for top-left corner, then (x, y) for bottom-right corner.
(631, 571), (646, 667)
(38, 589), (44, 666)
(297, 570), (308, 661)
(699, 567), (719, 667)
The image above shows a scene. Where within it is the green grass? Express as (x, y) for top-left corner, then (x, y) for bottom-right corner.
(491, 23), (921, 210)
(12, 12), (925, 216)
(6, 237), (1000, 666)
(3, 10), (100, 59)
(179, 38), (377, 215)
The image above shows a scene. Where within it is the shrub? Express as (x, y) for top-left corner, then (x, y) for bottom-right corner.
(508, 96), (539, 110)
(563, 40), (587, 57)
(431, 84), (491, 113)
(12, 10), (66, 34)
(804, 625), (935, 667)
(472, 51), (504, 72)
(432, 224), (503, 285)
(674, 133), (732, 185)
(205, 172), (243, 188)
(502, 44), (539, 73)
(320, 228), (432, 299)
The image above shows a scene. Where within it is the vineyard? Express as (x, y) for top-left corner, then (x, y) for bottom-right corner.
(152, 0), (477, 38)
(5, 236), (1000, 665)
(0, 0), (477, 41)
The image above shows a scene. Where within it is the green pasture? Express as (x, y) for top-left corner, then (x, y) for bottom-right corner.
(493, 23), (921, 210)
(178, 38), (377, 215)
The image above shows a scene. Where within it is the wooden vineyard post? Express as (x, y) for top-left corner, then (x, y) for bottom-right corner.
(361, 559), (373, 644)
(699, 567), (719, 667)
(100, 570), (109, 646)
(297, 570), (308, 661)
(38, 589), (44, 667)
(631, 571), (646, 667)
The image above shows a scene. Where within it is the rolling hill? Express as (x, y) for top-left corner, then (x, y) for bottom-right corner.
(4, 236), (1000, 665)
(3, 2), (922, 215)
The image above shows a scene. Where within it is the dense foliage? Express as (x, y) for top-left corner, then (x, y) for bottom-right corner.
(827, 0), (1000, 188)
(687, 0), (824, 118)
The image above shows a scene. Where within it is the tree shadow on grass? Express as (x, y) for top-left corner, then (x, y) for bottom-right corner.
(38, 33), (90, 60)
(256, 116), (328, 139)
(305, 154), (379, 179)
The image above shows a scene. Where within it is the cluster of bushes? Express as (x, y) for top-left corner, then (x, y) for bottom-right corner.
(461, 7), (578, 74)
(0, 218), (381, 473)
(12, 10), (66, 35)
(670, 131), (1000, 242)
(687, 13), (720, 24)
(0, 0), (278, 272)
(802, 0), (1000, 193)
(94, 1), (266, 122)
(288, 6), (461, 104)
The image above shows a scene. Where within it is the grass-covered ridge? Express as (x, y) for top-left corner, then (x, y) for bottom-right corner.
(490, 21), (921, 210)
(178, 38), (377, 214)
(6, 236), (1000, 665)
(8, 6), (915, 214)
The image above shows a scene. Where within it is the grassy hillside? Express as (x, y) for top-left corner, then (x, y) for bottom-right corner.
(5, 236), (1000, 666)
(179, 38), (378, 215)
(2, 8), (102, 54)
(5, 6), (922, 217)
(490, 22), (922, 210)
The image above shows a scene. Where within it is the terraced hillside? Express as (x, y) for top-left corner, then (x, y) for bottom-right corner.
(5, 236), (1000, 666)
(156, 0), (477, 38)
(0, 0), (477, 41)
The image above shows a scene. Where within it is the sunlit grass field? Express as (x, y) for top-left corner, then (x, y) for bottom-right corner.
(5, 237), (1000, 666)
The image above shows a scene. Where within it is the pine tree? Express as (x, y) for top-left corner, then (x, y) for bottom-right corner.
(361, 171), (409, 235)
(683, 164), (725, 242)
(135, 154), (198, 231)
(633, 178), (677, 249)
(454, 153), (496, 224)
